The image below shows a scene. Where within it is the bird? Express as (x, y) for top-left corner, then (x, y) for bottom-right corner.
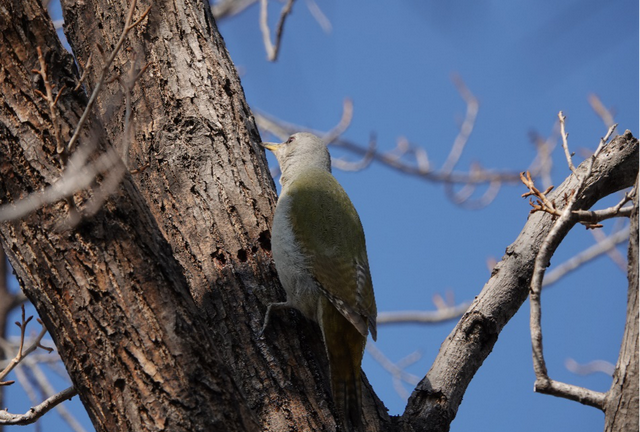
(260, 132), (377, 431)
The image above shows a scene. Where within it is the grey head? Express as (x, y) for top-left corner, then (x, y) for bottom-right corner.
(262, 132), (332, 187)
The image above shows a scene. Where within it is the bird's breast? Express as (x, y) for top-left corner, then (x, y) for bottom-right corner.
(271, 194), (321, 320)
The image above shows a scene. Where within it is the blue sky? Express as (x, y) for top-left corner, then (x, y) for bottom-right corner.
(5, 1), (638, 431)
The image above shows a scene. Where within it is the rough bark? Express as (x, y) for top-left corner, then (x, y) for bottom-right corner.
(1, 2), (260, 431)
(604, 176), (639, 431)
(0, 0), (388, 430)
(0, 249), (8, 432)
(403, 132), (639, 432)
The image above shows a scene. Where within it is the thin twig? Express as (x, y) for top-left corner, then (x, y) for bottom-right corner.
(532, 378), (607, 408)
(323, 98), (353, 144)
(565, 358), (615, 377)
(528, 124), (618, 410)
(527, 124), (559, 190)
(558, 111), (575, 173)
(331, 134), (376, 172)
(520, 171), (558, 215)
(0, 148), (125, 222)
(571, 206), (633, 225)
(256, 78), (526, 190)
(365, 342), (420, 399)
(441, 74), (479, 174)
(211, 0), (259, 20)
(377, 301), (471, 325)
(599, 123), (618, 151)
(258, 114), (522, 185)
(0, 386), (78, 425)
(28, 361), (87, 432)
(32, 47), (66, 157)
(590, 217), (629, 271)
(120, 54), (151, 167)
(445, 172), (502, 209)
(305, 0), (331, 33)
(73, 54), (93, 91)
(588, 94), (615, 128)
(521, 168), (630, 228)
(543, 226), (630, 287)
(259, 0), (296, 61)
(0, 306), (49, 385)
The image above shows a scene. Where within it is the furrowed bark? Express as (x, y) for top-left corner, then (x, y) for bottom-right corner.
(0, 0), (388, 430)
(604, 176), (639, 432)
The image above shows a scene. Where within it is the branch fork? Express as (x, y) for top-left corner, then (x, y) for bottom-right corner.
(526, 118), (630, 411)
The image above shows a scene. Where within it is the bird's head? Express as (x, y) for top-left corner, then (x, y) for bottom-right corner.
(262, 133), (332, 187)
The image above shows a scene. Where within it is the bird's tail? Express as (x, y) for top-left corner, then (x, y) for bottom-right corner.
(319, 298), (366, 431)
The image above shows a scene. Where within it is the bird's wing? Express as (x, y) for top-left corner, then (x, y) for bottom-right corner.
(287, 169), (377, 340)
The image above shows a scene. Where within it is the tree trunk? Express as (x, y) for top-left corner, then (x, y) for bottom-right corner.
(0, 249), (11, 432)
(1, 0), (389, 430)
(604, 176), (639, 431)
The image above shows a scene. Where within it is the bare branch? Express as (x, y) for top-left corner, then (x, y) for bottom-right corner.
(543, 226), (630, 287)
(400, 130), (639, 426)
(257, 111), (523, 187)
(588, 94), (616, 128)
(322, 98), (353, 144)
(528, 122), (618, 410)
(0, 148), (124, 222)
(520, 171), (559, 215)
(599, 123), (619, 151)
(558, 111), (576, 173)
(604, 174), (639, 432)
(527, 122), (560, 191)
(565, 358), (615, 376)
(211, 0), (259, 20)
(573, 191), (634, 224)
(377, 301), (471, 325)
(0, 306), (49, 385)
(441, 74), (479, 174)
(32, 46), (66, 157)
(533, 379), (606, 409)
(0, 386), (78, 425)
(366, 342), (420, 400)
(26, 361), (87, 432)
(259, 0), (296, 61)
(332, 134), (376, 172)
(73, 54), (93, 91)
(256, 77), (528, 207)
(521, 167), (631, 228)
(305, 0), (332, 33)
(591, 218), (629, 271)
(444, 173), (502, 209)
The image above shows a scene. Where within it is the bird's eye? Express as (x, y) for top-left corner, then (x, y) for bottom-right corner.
(286, 136), (295, 144)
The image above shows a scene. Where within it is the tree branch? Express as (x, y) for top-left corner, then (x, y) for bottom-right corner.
(0, 306), (50, 385)
(0, 386), (77, 425)
(604, 175), (639, 431)
(543, 226), (630, 287)
(377, 302), (471, 325)
(527, 125), (612, 408)
(259, 0), (295, 61)
(402, 131), (638, 432)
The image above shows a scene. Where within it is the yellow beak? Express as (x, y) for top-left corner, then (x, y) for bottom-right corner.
(261, 142), (280, 152)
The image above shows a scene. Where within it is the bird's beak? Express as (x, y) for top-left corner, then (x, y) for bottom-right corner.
(261, 142), (280, 152)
